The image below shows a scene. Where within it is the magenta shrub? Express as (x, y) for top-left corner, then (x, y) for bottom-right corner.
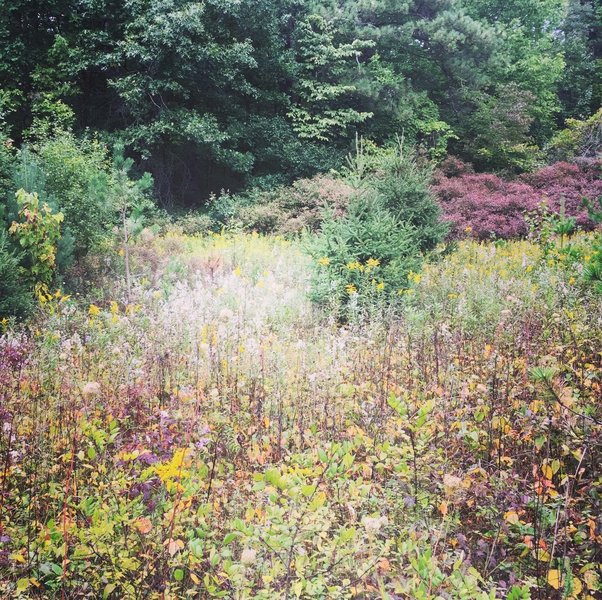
(433, 159), (602, 239)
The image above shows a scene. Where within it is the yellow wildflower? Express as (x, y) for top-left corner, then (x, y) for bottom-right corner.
(376, 281), (385, 291)
(366, 258), (380, 268)
(110, 301), (119, 314)
(345, 283), (358, 295)
(346, 261), (363, 271)
(407, 271), (422, 285)
(317, 257), (331, 266)
(88, 304), (101, 317)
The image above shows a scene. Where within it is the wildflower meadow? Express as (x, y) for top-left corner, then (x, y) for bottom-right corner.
(1, 229), (600, 598)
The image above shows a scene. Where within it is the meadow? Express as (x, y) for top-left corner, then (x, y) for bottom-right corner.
(1, 231), (600, 599)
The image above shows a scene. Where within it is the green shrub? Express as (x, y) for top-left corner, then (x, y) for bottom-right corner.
(583, 195), (602, 293)
(368, 145), (448, 252)
(309, 140), (447, 319)
(0, 134), (14, 204)
(0, 229), (32, 319)
(35, 133), (113, 256)
(549, 108), (602, 161)
(209, 175), (353, 235)
(8, 189), (64, 290)
(309, 195), (421, 319)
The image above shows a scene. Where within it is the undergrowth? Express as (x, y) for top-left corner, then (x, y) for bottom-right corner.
(0, 232), (600, 599)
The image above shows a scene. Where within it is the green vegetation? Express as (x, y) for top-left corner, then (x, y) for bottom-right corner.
(0, 1), (601, 598)
(0, 0), (600, 203)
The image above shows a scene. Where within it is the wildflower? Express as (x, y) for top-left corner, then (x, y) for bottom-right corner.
(317, 257), (330, 266)
(526, 265), (533, 273)
(240, 547), (257, 566)
(376, 281), (385, 291)
(407, 271), (422, 284)
(366, 258), (380, 268)
(568, 276), (576, 285)
(464, 226), (473, 233)
(346, 261), (363, 271)
(345, 283), (358, 295)
(110, 300), (119, 314)
(82, 381), (101, 399)
(362, 515), (388, 536)
(88, 304), (101, 317)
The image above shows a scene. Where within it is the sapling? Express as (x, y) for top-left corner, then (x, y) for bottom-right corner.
(111, 144), (154, 302)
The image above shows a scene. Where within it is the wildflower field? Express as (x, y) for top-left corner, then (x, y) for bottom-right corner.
(1, 232), (601, 599)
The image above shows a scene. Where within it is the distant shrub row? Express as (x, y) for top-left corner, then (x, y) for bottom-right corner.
(205, 157), (601, 243)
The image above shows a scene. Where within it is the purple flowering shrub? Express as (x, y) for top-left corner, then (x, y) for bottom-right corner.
(434, 159), (602, 239)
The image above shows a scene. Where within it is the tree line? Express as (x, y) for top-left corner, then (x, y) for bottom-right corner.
(0, 0), (600, 206)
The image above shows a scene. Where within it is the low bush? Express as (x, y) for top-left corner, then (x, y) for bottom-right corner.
(0, 229), (33, 319)
(434, 159), (602, 239)
(34, 133), (113, 256)
(549, 108), (602, 161)
(208, 175), (353, 235)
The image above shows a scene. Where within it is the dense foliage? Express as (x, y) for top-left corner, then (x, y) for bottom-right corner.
(309, 140), (447, 317)
(0, 0), (600, 204)
(0, 1), (601, 598)
(1, 231), (601, 598)
(0, 135), (155, 319)
(434, 158), (602, 240)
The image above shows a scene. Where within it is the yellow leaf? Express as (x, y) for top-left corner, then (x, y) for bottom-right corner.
(570, 577), (583, 597)
(10, 552), (26, 564)
(504, 510), (520, 525)
(534, 548), (551, 562)
(309, 491), (326, 511)
(584, 569), (599, 590)
(438, 501), (448, 516)
(542, 464), (553, 480)
(548, 569), (562, 590)
(190, 573), (201, 585)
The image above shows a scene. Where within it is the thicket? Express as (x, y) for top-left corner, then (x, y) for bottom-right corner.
(0, 0), (600, 205)
(434, 158), (602, 240)
(0, 131), (155, 319)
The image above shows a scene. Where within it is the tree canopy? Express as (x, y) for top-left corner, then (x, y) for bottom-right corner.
(0, 0), (600, 205)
